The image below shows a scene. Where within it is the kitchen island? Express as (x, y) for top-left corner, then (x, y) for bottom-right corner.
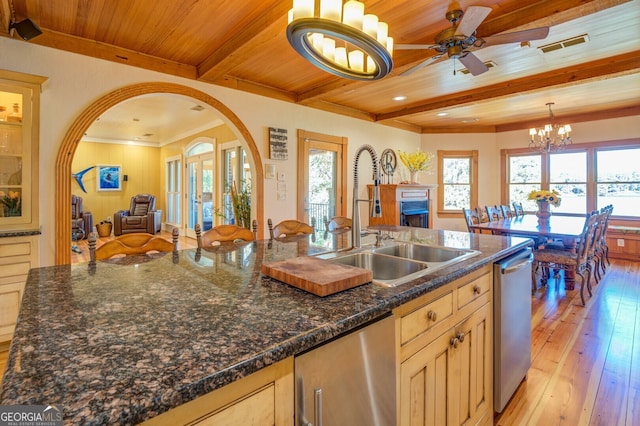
(0, 227), (532, 424)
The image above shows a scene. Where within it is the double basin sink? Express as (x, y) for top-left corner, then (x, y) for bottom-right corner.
(316, 241), (480, 287)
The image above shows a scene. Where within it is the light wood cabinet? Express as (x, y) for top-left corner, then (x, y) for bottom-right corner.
(141, 357), (294, 426)
(0, 235), (38, 343)
(395, 265), (493, 426)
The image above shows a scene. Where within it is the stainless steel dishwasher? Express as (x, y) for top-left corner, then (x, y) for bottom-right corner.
(494, 248), (533, 413)
(295, 314), (395, 426)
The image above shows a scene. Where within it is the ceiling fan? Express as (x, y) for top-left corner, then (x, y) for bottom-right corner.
(396, 3), (550, 76)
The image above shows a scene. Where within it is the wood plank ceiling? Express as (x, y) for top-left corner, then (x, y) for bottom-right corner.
(2, 0), (639, 134)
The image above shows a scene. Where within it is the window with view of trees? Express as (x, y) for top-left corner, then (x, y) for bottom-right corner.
(503, 142), (639, 218)
(596, 147), (640, 217)
(438, 150), (478, 215)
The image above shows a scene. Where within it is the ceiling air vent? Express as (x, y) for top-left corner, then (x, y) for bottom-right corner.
(537, 34), (589, 53)
(459, 60), (496, 75)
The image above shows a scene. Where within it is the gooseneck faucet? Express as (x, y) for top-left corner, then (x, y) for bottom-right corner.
(352, 144), (382, 248)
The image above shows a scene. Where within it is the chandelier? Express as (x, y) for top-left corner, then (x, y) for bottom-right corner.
(286, 0), (394, 81)
(529, 102), (573, 152)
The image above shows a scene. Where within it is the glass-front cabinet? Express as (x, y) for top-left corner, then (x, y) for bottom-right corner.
(0, 71), (44, 228)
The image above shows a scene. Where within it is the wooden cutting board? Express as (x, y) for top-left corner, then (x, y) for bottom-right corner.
(261, 256), (373, 297)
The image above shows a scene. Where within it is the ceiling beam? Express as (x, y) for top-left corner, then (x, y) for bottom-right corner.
(197, 1), (290, 83)
(1, 28), (198, 79)
(375, 50), (640, 122)
(478, 0), (631, 36)
(0, 0), (11, 34)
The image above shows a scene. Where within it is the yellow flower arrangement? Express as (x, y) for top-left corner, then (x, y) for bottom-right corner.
(527, 189), (561, 207)
(397, 150), (434, 173)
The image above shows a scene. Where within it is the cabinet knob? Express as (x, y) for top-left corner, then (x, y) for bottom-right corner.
(427, 310), (437, 322)
(456, 332), (465, 343)
(473, 285), (481, 295)
(450, 337), (460, 348)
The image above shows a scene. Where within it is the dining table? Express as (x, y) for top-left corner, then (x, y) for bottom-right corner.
(468, 214), (587, 290)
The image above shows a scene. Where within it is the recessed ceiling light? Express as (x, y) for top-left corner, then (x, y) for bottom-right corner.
(436, 112), (448, 117)
(393, 96), (407, 101)
(461, 118), (479, 123)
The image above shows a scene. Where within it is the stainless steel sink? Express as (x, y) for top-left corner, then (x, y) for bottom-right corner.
(317, 241), (480, 287)
(329, 252), (428, 283)
(373, 243), (477, 263)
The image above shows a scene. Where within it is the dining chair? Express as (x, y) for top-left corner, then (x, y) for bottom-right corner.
(512, 202), (525, 216)
(195, 221), (257, 248)
(532, 212), (599, 305)
(88, 228), (179, 261)
(500, 204), (515, 218)
(596, 205), (613, 275)
(462, 208), (482, 233)
(485, 205), (502, 222)
(268, 218), (315, 239)
(474, 207), (489, 223)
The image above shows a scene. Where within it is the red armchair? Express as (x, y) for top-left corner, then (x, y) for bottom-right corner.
(113, 194), (162, 236)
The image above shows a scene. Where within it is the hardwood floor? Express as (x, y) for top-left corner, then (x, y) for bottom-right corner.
(495, 259), (640, 425)
(1, 257), (638, 424)
(70, 230), (199, 264)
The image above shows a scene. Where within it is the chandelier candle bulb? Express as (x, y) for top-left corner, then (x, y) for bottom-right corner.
(362, 14), (378, 38)
(320, 0), (342, 21)
(335, 47), (348, 67)
(343, 1), (364, 29)
(292, 0), (314, 20)
(349, 50), (364, 72)
(323, 37), (336, 61)
(377, 21), (388, 44)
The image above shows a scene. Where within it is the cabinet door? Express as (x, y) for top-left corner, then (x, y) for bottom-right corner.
(399, 302), (492, 426)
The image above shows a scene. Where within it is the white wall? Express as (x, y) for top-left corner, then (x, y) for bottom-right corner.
(1, 37), (421, 266)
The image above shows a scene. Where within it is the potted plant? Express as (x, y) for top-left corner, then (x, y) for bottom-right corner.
(229, 179), (252, 230)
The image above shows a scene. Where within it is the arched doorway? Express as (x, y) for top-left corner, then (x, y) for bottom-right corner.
(55, 82), (264, 265)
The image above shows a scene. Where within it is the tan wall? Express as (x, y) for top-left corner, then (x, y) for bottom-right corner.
(70, 124), (238, 232)
(71, 142), (161, 227)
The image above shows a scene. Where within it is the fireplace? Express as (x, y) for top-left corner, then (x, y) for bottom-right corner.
(400, 200), (428, 228)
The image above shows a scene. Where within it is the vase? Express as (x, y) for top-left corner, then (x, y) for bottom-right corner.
(409, 171), (418, 184)
(535, 200), (551, 222)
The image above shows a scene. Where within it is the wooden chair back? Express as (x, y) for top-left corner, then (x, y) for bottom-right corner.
(512, 202), (525, 216)
(195, 221), (257, 248)
(268, 218), (315, 239)
(500, 204), (515, 218)
(325, 216), (352, 232)
(485, 205), (502, 222)
(89, 228), (179, 261)
(462, 208), (482, 233)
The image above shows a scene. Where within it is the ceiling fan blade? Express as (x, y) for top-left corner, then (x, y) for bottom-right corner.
(395, 44), (439, 50)
(454, 6), (491, 36)
(458, 52), (489, 76)
(400, 54), (444, 76)
(482, 27), (550, 46)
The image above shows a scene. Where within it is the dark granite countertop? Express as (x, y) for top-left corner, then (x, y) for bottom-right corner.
(0, 228), (532, 424)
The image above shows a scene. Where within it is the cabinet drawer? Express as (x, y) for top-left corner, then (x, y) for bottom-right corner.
(457, 271), (491, 309)
(400, 291), (453, 346)
(0, 241), (32, 258)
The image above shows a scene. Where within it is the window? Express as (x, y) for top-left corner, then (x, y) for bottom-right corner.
(503, 141), (639, 219)
(165, 156), (181, 225)
(438, 150), (478, 216)
(596, 147), (640, 216)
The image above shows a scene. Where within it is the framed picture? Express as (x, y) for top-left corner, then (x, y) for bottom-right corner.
(269, 127), (288, 160)
(97, 165), (122, 191)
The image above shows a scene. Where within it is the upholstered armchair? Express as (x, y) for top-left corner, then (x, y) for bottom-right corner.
(113, 194), (162, 236)
(71, 195), (93, 240)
